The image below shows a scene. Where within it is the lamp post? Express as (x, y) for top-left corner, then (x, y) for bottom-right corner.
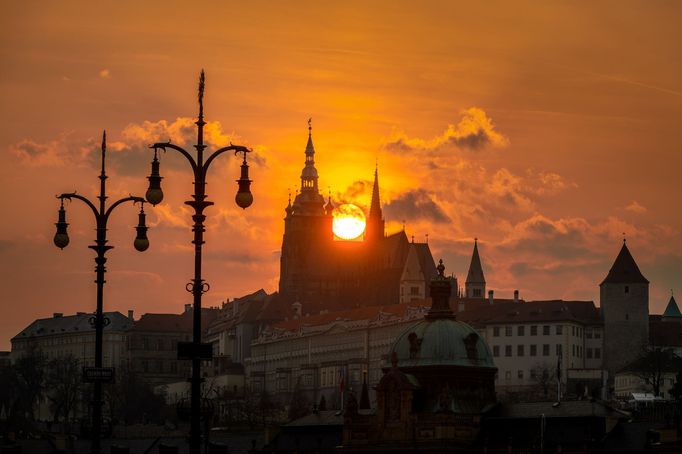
(53, 131), (148, 454)
(144, 70), (253, 454)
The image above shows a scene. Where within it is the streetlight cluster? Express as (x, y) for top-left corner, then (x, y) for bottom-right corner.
(51, 70), (254, 454)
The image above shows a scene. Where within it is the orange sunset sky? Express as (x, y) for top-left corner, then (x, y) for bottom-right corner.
(1, 1), (681, 350)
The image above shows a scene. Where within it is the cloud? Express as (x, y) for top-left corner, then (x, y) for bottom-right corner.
(384, 107), (509, 153)
(336, 180), (371, 203)
(625, 200), (647, 214)
(384, 189), (450, 223)
(10, 132), (92, 167)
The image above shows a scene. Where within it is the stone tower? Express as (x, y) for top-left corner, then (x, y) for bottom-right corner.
(279, 121), (333, 303)
(465, 239), (486, 298)
(600, 240), (649, 379)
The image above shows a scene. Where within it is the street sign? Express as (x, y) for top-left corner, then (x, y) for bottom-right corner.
(83, 367), (115, 383)
(177, 341), (213, 360)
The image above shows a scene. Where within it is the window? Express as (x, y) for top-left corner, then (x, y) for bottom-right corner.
(543, 325), (550, 335)
(410, 286), (419, 295)
(595, 330), (601, 339)
(518, 370), (524, 379)
(587, 348), (593, 359)
(556, 325), (563, 335)
(625, 285), (629, 294)
(493, 327), (500, 337)
(530, 345), (537, 356)
(505, 371), (511, 380)
(556, 344), (562, 356)
(517, 326), (525, 336)
(595, 348), (601, 359)
(543, 344), (550, 356)
(586, 329), (593, 339)
(572, 326), (576, 336)
(505, 345), (512, 357)
(505, 326), (513, 337)
(531, 369), (537, 379)
(625, 313), (629, 320)
(517, 345), (525, 356)
(473, 289), (482, 297)
(493, 346), (500, 357)
(573, 345), (576, 356)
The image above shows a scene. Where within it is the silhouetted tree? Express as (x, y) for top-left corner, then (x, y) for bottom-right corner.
(45, 355), (82, 428)
(530, 362), (555, 399)
(12, 344), (47, 423)
(631, 348), (680, 397)
(105, 364), (165, 425)
(288, 378), (310, 421)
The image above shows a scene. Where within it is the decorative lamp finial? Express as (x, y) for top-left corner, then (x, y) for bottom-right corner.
(308, 117), (312, 136)
(437, 259), (445, 278)
(198, 69), (205, 120)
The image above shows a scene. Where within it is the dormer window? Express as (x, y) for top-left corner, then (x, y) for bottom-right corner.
(473, 288), (482, 297)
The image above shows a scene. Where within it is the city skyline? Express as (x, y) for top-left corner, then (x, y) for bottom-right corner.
(1, 1), (681, 350)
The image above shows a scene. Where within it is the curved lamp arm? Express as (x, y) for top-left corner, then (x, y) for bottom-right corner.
(58, 193), (99, 219)
(151, 142), (198, 175)
(105, 196), (146, 222)
(202, 144), (251, 180)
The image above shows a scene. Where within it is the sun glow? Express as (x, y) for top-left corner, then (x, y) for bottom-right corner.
(332, 203), (366, 240)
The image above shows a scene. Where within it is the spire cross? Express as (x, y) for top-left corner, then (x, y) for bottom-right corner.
(308, 117), (312, 135)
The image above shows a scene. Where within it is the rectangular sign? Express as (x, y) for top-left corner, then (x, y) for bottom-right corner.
(177, 341), (213, 360)
(83, 367), (115, 383)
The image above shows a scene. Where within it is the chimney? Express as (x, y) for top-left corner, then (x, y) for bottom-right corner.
(184, 303), (191, 313)
(53, 313), (63, 318)
(128, 310), (134, 321)
(514, 290), (519, 303)
(292, 302), (302, 319)
(233, 300), (239, 317)
(488, 290), (494, 305)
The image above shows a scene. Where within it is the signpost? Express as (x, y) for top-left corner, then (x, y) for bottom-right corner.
(83, 367), (115, 383)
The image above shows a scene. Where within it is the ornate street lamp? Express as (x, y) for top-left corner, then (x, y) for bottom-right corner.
(145, 70), (253, 454)
(53, 131), (148, 454)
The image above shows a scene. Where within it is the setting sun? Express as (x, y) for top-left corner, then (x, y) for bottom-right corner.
(332, 203), (366, 240)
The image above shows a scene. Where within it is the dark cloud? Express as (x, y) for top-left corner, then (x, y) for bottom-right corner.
(337, 180), (371, 203)
(384, 189), (450, 223)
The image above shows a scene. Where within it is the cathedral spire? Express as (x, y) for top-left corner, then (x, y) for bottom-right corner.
(465, 238), (486, 298)
(301, 118), (319, 193)
(365, 163), (385, 242)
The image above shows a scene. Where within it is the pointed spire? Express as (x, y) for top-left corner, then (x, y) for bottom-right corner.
(365, 163), (385, 242)
(466, 238), (486, 284)
(324, 187), (335, 215)
(300, 118), (320, 194)
(601, 241), (649, 285)
(663, 292), (681, 318)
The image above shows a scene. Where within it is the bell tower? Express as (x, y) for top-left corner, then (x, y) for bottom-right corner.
(279, 120), (332, 303)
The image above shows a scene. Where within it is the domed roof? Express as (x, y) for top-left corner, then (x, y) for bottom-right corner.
(388, 318), (495, 369)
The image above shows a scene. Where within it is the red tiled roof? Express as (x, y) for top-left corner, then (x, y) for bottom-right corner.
(457, 300), (600, 326)
(131, 308), (219, 333)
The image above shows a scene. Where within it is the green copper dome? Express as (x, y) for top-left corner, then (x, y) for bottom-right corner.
(388, 318), (495, 369)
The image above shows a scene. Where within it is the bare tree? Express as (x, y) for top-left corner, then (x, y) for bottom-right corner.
(530, 362), (555, 399)
(45, 355), (83, 429)
(630, 347), (680, 397)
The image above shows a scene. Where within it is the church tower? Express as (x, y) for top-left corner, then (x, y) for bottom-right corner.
(600, 240), (649, 379)
(364, 165), (385, 243)
(279, 120), (333, 303)
(465, 239), (486, 298)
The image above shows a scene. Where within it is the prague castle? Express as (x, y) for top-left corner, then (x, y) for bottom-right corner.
(279, 123), (438, 313)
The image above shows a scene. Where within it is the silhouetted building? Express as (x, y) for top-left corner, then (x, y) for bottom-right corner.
(465, 239), (486, 298)
(341, 261), (497, 451)
(126, 305), (219, 386)
(10, 311), (132, 367)
(279, 124), (437, 312)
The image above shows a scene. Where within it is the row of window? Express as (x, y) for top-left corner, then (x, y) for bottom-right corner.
(492, 344), (602, 359)
(492, 324), (602, 339)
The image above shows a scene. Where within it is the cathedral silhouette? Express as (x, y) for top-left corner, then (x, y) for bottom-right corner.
(278, 123), (438, 313)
